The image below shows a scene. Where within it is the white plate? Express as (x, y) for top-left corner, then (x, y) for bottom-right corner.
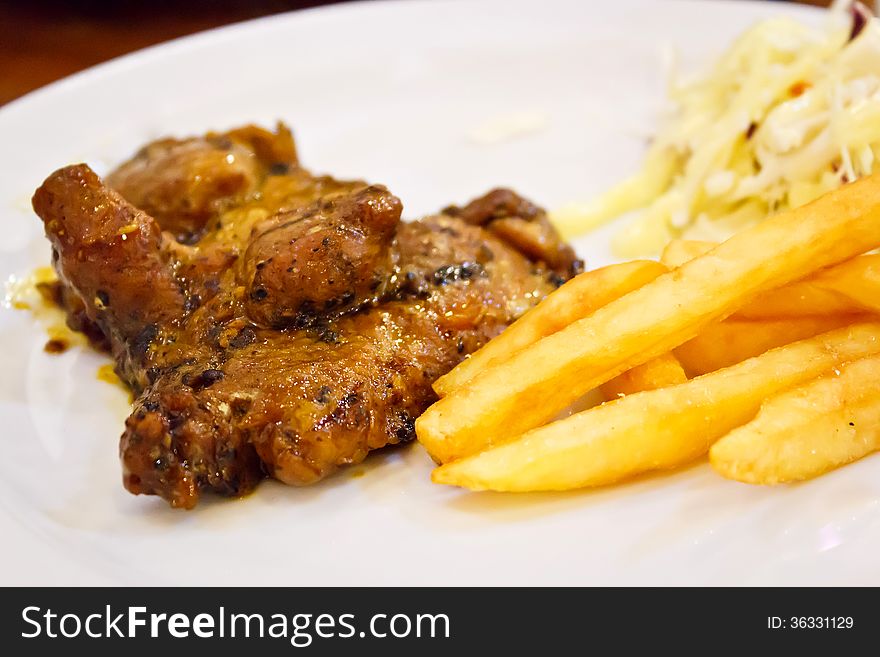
(2, 0), (877, 586)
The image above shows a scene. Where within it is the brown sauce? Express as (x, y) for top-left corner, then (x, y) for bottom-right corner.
(44, 338), (69, 354)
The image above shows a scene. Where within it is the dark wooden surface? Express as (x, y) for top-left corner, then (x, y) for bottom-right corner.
(0, 1), (347, 106)
(0, 0), (836, 107)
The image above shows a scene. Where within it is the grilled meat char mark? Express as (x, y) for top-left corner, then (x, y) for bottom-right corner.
(32, 123), (578, 508)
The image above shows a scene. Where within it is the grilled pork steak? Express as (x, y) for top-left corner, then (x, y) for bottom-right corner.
(32, 123), (580, 508)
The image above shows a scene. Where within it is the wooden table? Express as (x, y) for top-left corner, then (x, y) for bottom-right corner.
(0, 0), (837, 107)
(0, 1), (343, 106)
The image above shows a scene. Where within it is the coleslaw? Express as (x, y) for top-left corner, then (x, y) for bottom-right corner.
(552, 1), (880, 256)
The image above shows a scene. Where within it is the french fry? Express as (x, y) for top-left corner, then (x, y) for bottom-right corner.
(416, 175), (880, 464)
(660, 239), (717, 268)
(674, 315), (861, 377)
(663, 240), (880, 319)
(739, 254), (880, 319)
(432, 324), (880, 491)
(599, 352), (687, 400)
(433, 260), (667, 397)
(710, 355), (880, 485)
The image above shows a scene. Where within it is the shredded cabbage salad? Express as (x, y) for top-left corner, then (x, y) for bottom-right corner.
(552, 1), (880, 256)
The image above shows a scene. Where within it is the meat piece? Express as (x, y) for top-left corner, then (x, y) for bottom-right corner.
(444, 187), (583, 277)
(32, 123), (577, 508)
(106, 123), (298, 242)
(33, 165), (186, 367)
(241, 185), (401, 327)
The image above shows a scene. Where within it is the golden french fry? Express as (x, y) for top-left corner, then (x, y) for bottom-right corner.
(433, 260), (667, 397)
(662, 240), (880, 319)
(674, 315), (861, 377)
(660, 239), (717, 268)
(739, 254), (880, 319)
(417, 175), (880, 464)
(806, 253), (880, 314)
(599, 352), (687, 400)
(432, 324), (880, 491)
(741, 286), (867, 320)
(710, 355), (880, 485)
